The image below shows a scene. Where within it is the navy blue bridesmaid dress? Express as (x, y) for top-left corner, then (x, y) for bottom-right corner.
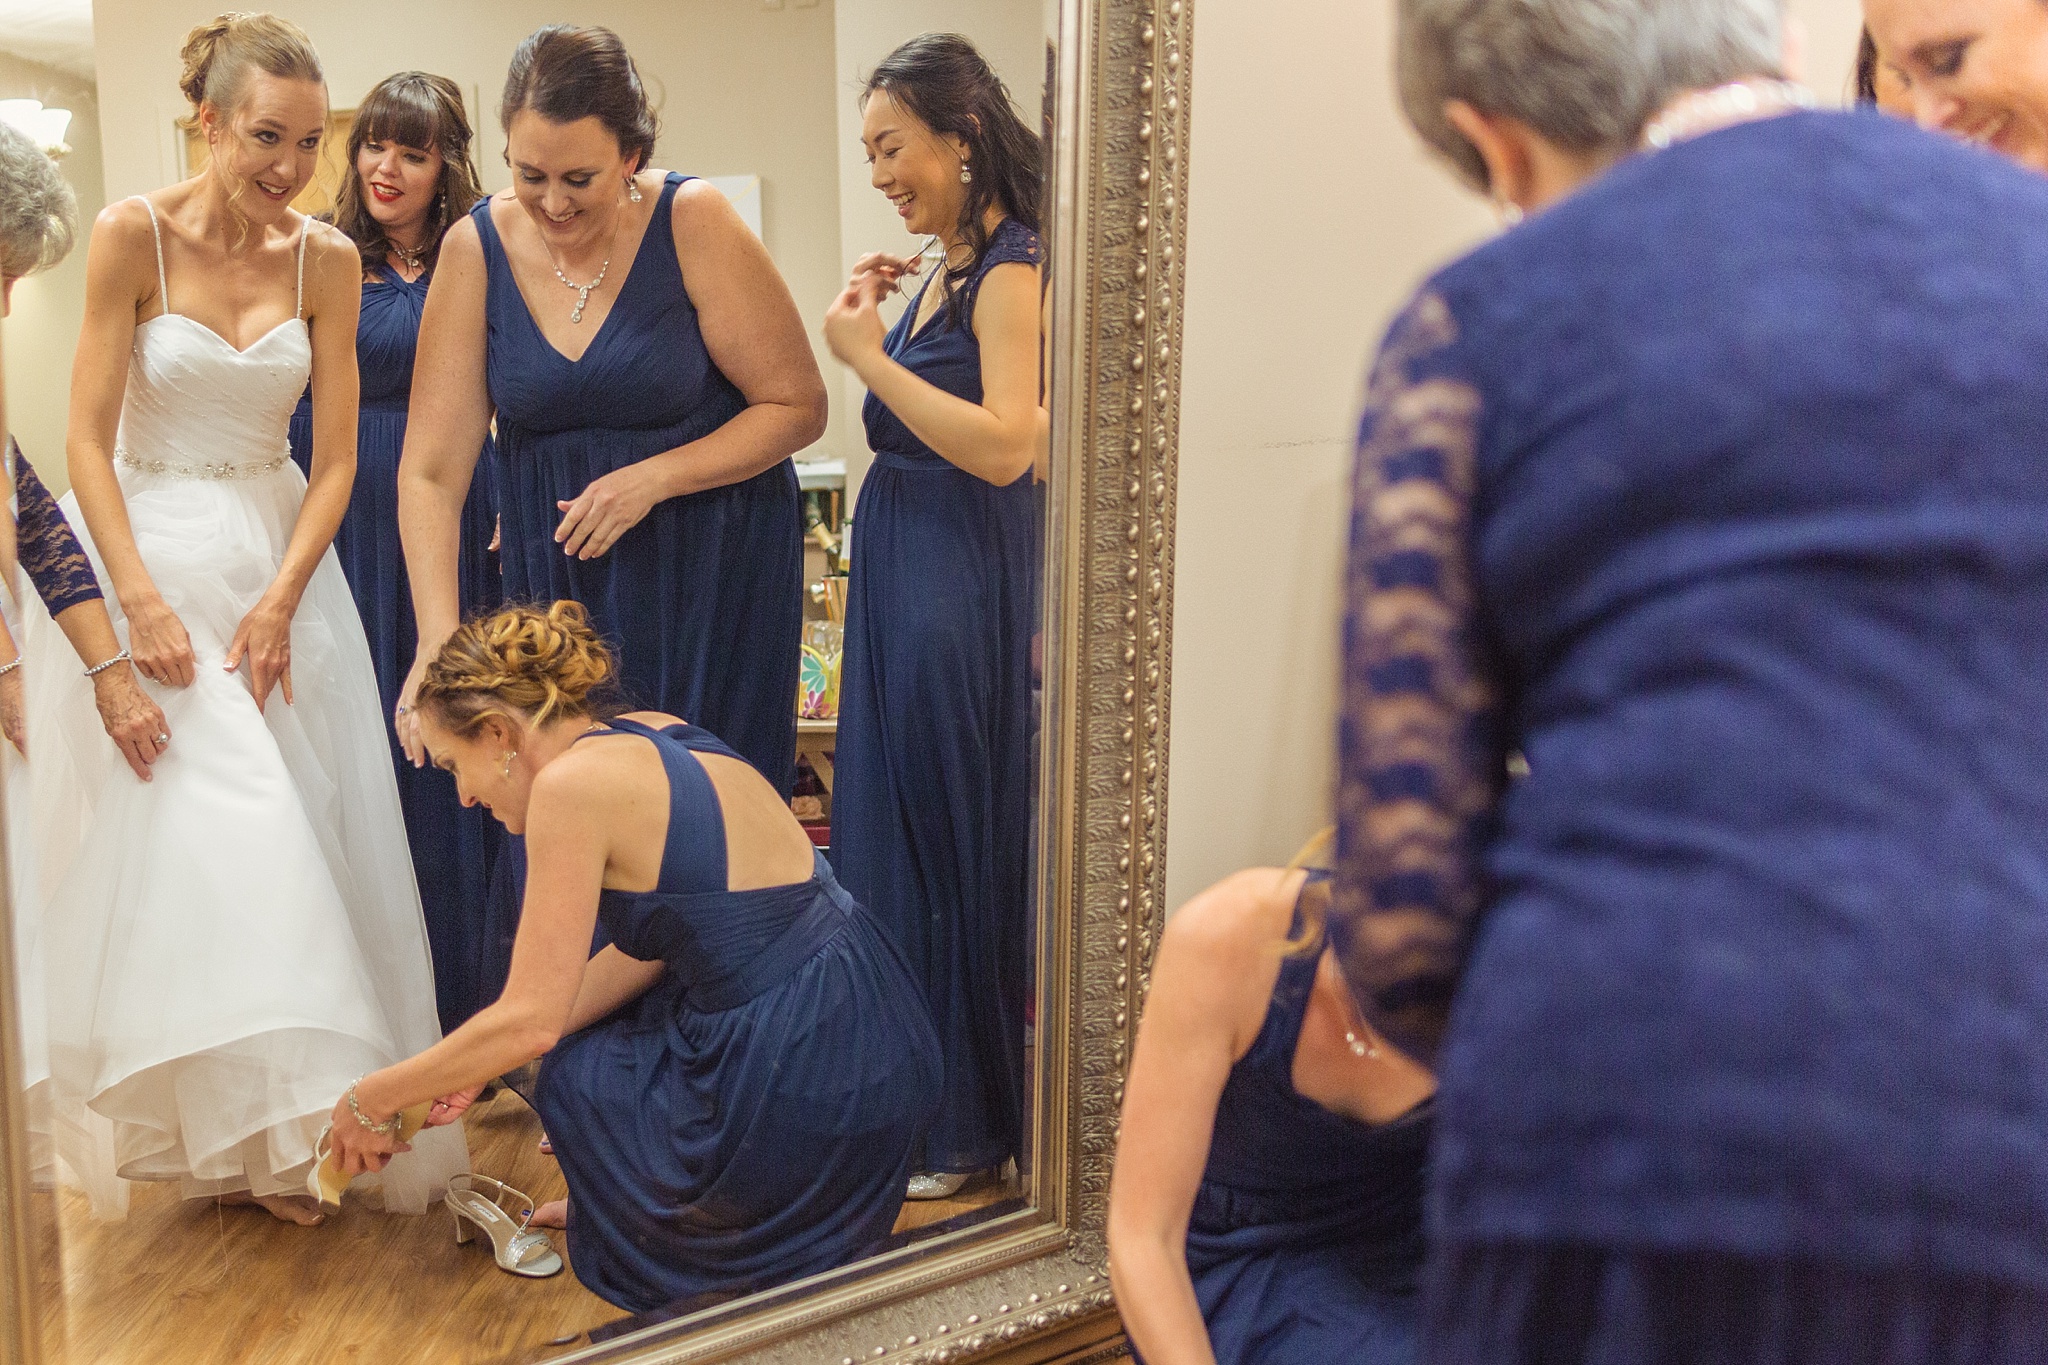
(830, 218), (1042, 1177)
(534, 716), (942, 1312)
(289, 261), (503, 1034)
(472, 174), (802, 794)
(1150, 876), (1429, 1365)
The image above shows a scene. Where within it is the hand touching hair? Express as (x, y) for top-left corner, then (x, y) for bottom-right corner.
(417, 601), (615, 736)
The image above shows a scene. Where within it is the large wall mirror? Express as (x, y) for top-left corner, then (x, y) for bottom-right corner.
(0, 0), (1190, 1358)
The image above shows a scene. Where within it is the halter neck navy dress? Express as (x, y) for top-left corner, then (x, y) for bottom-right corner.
(831, 218), (1042, 1176)
(1154, 876), (1430, 1365)
(288, 261), (503, 1033)
(472, 175), (801, 793)
(533, 716), (941, 1313)
(472, 174), (803, 1000)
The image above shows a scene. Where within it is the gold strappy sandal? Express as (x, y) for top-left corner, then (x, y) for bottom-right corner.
(306, 1100), (434, 1209)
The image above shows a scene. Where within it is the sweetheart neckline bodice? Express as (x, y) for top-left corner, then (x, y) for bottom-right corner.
(139, 311), (308, 357)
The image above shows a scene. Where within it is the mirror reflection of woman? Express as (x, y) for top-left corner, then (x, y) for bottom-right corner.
(400, 24), (826, 1005)
(284, 72), (504, 1035)
(324, 602), (941, 1311)
(1110, 864), (1435, 1364)
(1, 120), (176, 1194)
(26, 12), (465, 1224)
(823, 33), (1046, 1201)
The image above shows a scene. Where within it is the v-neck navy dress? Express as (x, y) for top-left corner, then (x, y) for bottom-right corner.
(830, 218), (1042, 1176)
(1150, 876), (1430, 1365)
(289, 261), (503, 1033)
(533, 716), (941, 1313)
(472, 174), (801, 793)
(471, 175), (804, 1001)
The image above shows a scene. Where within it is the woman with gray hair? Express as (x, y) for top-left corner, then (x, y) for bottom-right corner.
(0, 118), (167, 779)
(1330, 0), (2048, 1358)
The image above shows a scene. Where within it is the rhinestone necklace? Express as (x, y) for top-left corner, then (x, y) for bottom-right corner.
(389, 238), (429, 273)
(542, 215), (620, 325)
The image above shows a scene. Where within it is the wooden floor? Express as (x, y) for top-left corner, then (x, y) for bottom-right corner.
(33, 1090), (1014, 1365)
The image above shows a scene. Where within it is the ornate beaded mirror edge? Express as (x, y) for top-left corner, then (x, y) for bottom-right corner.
(0, 0), (1193, 1354)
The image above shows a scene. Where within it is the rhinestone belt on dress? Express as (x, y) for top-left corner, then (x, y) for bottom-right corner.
(116, 447), (289, 480)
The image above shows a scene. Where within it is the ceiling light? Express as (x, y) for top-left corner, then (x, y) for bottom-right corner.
(0, 99), (72, 158)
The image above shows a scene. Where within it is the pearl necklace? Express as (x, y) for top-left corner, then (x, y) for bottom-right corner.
(1640, 79), (1816, 152)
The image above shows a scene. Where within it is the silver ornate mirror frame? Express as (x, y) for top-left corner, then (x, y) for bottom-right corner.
(0, 0), (1191, 1356)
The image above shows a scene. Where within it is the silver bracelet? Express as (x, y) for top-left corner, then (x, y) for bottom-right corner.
(345, 1077), (401, 1136)
(83, 648), (131, 678)
(0, 657), (19, 678)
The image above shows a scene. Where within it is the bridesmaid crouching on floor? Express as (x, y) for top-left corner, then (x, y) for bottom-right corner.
(1109, 860), (1435, 1364)
(288, 71), (503, 1033)
(324, 602), (942, 1312)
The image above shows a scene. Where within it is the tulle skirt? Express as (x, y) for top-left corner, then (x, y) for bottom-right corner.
(1, 574), (52, 1185)
(17, 459), (467, 1217)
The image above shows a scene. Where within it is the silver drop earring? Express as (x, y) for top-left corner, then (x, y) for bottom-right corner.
(500, 750), (517, 780)
(1496, 198), (1524, 227)
(627, 177), (644, 203)
(959, 162), (972, 185)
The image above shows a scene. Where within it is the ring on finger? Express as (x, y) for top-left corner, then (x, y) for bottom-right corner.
(154, 732), (169, 746)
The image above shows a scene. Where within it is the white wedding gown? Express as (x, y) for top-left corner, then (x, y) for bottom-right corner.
(18, 201), (467, 1217)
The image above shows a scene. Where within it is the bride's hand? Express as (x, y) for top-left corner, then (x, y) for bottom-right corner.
(91, 663), (170, 781)
(425, 1083), (487, 1128)
(0, 667), (23, 758)
(225, 593), (294, 714)
(325, 1093), (411, 1177)
(396, 652), (429, 767)
(125, 593), (197, 688)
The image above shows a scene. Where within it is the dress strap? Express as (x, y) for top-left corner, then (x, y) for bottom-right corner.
(294, 216), (308, 318)
(575, 717), (730, 892)
(131, 195), (169, 313)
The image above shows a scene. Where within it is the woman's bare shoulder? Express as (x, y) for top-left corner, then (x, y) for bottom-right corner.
(1163, 867), (1308, 955)
(1151, 867), (1307, 1047)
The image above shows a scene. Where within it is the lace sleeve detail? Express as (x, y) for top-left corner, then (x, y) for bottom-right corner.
(1329, 290), (1504, 1063)
(14, 443), (105, 616)
(980, 220), (1042, 271)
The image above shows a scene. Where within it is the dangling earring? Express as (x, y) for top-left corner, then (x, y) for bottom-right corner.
(500, 750), (518, 780)
(959, 162), (973, 185)
(1495, 198), (1523, 227)
(1344, 1021), (1381, 1060)
(627, 176), (644, 204)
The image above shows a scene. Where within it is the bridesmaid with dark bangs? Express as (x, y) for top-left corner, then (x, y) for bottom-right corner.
(287, 71), (503, 1033)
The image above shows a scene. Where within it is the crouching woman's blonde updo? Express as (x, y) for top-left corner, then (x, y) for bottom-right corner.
(417, 601), (614, 736)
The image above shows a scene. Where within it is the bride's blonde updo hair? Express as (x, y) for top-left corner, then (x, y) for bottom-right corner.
(177, 13), (324, 133)
(417, 602), (615, 737)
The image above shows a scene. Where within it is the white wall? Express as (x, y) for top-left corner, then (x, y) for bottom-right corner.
(87, 0), (857, 459)
(1161, 0), (1867, 909)
(831, 0), (1048, 507)
(0, 51), (101, 495)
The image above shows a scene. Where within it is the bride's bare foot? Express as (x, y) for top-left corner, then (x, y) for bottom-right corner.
(218, 1191), (327, 1226)
(530, 1198), (567, 1229)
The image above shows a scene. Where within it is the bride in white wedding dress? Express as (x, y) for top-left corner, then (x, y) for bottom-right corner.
(20, 13), (466, 1223)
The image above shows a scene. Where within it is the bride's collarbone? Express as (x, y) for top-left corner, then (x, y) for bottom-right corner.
(135, 220), (309, 349)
